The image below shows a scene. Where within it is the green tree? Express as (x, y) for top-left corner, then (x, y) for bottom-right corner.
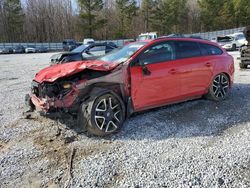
(3, 0), (24, 42)
(78, 0), (106, 38)
(151, 0), (188, 35)
(115, 0), (138, 38)
(141, 0), (155, 32)
(198, 0), (225, 31)
(220, 0), (235, 29)
(234, 0), (250, 27)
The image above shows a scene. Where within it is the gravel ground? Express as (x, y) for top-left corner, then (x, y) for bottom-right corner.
(0, 52), (249, 188)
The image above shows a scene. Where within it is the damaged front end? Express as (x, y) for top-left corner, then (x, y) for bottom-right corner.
(26, 60), (126, 115)
(27, 80), (80, 113)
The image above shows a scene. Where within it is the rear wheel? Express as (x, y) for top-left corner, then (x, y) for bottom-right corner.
(78, 92), (125, 136)
(232, 44), (237, 51)
(206, 73), (230, 101)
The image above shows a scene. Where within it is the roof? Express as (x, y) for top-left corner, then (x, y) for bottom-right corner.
(151, 37), (220, 47)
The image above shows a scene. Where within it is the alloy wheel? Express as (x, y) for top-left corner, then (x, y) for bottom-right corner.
(94, 95), (122, 133)
(212, 74), (229, 99)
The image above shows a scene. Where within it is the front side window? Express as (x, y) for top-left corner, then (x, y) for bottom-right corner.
(138, 41), (175, 64)
(175, 41), (201, 59)
(236, 34), (245, 40)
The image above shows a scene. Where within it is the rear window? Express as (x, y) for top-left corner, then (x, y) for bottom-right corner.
(175, 41), (201, 59)
(199, 43), (223, 56)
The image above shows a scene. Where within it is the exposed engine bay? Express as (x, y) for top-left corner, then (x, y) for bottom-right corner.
(27, 61), (128, 114)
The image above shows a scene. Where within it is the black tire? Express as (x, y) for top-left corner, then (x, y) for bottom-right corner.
(78, 92), (125, 136)
(232, 44), (237, 51)
(239, 62), (248, 69)
(206, 73), (230, 101)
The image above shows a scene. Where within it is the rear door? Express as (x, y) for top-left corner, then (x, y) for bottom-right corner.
(174, 41), (213, 96)
(130, 41), (182, 111)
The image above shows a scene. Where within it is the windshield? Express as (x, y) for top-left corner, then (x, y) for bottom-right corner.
(72, 45), (89, 53)
(98, 42), (147, 63)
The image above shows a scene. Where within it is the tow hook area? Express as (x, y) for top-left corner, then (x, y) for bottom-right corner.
(25, 94), (35, 112)
(27, 88), (79, 113)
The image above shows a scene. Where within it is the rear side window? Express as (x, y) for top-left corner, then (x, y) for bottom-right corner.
(175, 41), (201, 59)
(199, 43), (223, 56)
(138, 41), (175, 64)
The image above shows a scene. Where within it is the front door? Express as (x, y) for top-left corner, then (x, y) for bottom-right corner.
(130, 41), (182, 111)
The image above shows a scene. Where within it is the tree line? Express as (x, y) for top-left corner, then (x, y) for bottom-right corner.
(0, 0), (250, 42)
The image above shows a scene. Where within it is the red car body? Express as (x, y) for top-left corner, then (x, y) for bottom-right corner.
(26, 37), (234, 135)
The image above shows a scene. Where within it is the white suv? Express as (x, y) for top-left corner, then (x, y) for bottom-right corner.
(137, 32), (158, 41)
(217, 32), (247, 51)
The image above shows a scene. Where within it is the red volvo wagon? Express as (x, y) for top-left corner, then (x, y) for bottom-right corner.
(26, 38), (234, 136)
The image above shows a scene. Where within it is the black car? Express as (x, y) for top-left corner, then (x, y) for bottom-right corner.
(36, 46), (48, 53)
(0, 47), (13, 54)
(50, 42), (118, 65)
(13, 45), (25, 53)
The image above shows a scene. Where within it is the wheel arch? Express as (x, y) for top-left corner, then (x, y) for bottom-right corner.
(81, 84), (127, 118)
(221, 72), (232, 87)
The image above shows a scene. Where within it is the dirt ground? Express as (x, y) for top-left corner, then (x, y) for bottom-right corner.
(0, 52), (249, 188)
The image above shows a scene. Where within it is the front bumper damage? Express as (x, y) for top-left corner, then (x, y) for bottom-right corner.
(25, 85), (80, 113)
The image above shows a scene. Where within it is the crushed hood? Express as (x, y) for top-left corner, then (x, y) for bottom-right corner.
(34, 60), (118, 83)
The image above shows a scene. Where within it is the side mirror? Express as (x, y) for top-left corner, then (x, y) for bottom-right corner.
(139, 60), (151, 76)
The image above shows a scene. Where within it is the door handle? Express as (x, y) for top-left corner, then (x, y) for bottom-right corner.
(169, 69), (177, 74)
(205, 62), (212, 67)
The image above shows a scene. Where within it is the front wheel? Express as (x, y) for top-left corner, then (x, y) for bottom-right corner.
(206, 73), (230, 101)
(232, 44), (237, 51)
(78, 92), (125, 136)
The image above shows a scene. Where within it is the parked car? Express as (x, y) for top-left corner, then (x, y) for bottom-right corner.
(50, 42), (118, 65)
(137, 32), (158, 41)
(239, 27), (250, 69)
(36, 46), (48, 53)
(26, 38), (234, 136)
(216, 32), (247, 51)
(13, 45), (25, 53)
(0, 47), (13, 54)
(25, 45), (36, 53)
(62, 39), (80, 51)
(83, 38), (95, 45)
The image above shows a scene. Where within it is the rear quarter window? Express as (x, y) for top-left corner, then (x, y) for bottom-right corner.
(199, 43), (223, 56)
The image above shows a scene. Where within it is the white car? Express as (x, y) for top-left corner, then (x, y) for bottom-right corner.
(217, 32), (247, 51)
(83, 38), (95, 45)
(137, 32), (158, 41)
(25, 46), (36, 53)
